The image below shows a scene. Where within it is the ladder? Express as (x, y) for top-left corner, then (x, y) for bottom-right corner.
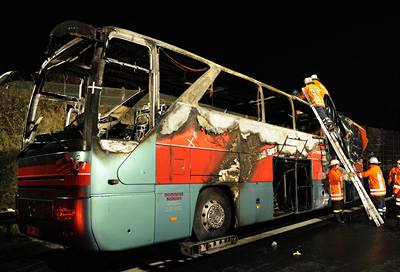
(303, 92), (384, 227)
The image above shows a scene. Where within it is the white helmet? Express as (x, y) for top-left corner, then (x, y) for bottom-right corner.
(329, 159), (340, 167)
(311, 74), (319, 80)
(369, 157), (380, 164)
(304, 77), (313, 84)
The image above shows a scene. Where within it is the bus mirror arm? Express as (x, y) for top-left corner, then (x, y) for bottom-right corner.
(25, 116), (44, 145)
(19, 116), (44, 158)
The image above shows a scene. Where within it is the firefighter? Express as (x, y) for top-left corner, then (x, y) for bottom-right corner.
(388, 160), (400, 223)
(328, 159), (346, 223)
(311, 74), (330, 97)
(311, 74), (355, 159)
(358, 157), (387, 219)
(301, 77), (334, 131)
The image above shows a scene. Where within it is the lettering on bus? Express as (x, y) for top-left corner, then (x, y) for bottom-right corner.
(164, 192), (184, 201)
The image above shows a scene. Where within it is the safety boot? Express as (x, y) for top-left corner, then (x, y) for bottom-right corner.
(322, 118), (335, 131)
(335, 213), (345, 224)
(342, 210), (352, 223)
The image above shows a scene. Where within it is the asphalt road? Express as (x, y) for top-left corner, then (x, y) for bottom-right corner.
(1, 199), (399, 272)
(166, 199), (400, 272)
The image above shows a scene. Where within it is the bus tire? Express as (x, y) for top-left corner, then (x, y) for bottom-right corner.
(193, 187), (232, 241)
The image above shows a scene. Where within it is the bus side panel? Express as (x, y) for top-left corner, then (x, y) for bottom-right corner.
(308, 147), (330, 209)
(156, 145), (191, 184)
(190, 148), (229, 183)
(188, 184), (203, 232)
(90, 133), (157, 250)
(238, 182), (273, 226)
(91, 193), (155, 251)
(311, 159), (324, 181)
(312, 179), (329, 209)
(307, 145), (325, 181)
(90, 133), (156, 196)
(248, 145), (274, 182)
(154, 184), (191, 243)
(117, 133), (156, 185)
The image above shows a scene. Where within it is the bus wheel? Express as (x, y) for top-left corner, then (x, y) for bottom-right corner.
(193, 188), (232, 241)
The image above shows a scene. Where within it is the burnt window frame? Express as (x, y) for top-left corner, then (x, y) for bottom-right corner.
(261, 86), (295, 129)
(198, 71), (264, 121)
(97, 36), (153, 144)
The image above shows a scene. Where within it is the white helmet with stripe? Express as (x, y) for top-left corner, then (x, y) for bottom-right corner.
(329, 159), (340, 167)
(304, 77), (313, 84)
(369, 157), (380, 164)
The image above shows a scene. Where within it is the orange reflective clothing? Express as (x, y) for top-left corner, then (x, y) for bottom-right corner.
(389, 167), (400, 206)
(388, 167), (400, 185)
(329, 167), (344, 201)
(360, 165), (386, 197)
(301, 83), (325, 107)
(313, 80), (330, 97)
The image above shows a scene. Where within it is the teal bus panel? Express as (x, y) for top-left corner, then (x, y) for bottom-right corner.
(154, 185), (191, 243)
(90, 133), (156, 196)
(238, 182), (273, 226)
(91, 192), (155, 251)
(313, 180), (329, 209)
(118, 133), (156, 185)
(188, 184), (203, 232)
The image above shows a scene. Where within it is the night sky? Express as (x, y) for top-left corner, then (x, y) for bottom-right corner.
(1, 4), (399, 131)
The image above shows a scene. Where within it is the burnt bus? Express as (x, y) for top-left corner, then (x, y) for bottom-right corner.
(16, 21), (366, 251)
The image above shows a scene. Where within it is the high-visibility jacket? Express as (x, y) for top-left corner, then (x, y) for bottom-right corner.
(388, 167), (400, 184)
(360, 165), (386, 197)
(313, 79), (330, 97)
(328, 167), (344, 201)
(301, 83), (325, 107)
(389, 167), (400, 206)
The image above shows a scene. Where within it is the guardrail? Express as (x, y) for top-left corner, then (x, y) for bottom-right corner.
(0, 209), (16, 232)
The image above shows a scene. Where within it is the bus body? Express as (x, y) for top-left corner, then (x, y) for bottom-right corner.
(16, 21), (366, 251)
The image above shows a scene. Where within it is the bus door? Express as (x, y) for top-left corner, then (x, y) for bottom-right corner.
(273, 158), (312, 216)
(90, 37), (157, 250)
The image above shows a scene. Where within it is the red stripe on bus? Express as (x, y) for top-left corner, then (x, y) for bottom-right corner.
(17, 174), (90, 186)
(18, 162), (91, 178)
(18, 162), (91, 186)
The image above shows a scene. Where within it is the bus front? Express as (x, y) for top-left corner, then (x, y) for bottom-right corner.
(16, 22), (103, 249)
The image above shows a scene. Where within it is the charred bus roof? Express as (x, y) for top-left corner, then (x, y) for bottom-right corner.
(45, 20), (104, 57)
(44, 21), (307, 106)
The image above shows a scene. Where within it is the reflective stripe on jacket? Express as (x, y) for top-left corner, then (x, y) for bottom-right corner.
(388, 167), (400, 184)
(390, 167), (400, 200)
(313, 80), (330, 97)
(360, 165), (386, 197)
(329, 167), (344, 201)
(301, 83), (325, 107)
(396, 196), (400, 207)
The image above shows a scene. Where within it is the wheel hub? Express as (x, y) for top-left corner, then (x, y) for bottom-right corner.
(201, 200), (225, 231)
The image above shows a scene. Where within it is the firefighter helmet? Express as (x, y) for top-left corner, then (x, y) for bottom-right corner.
(369, 157), (380, 164)
(311, 74), (319, 80)
(304, 77), (313, 84)
(329, 159), (340, 167)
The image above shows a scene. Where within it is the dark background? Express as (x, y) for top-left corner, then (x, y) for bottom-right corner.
(0, 4), (398, 130)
